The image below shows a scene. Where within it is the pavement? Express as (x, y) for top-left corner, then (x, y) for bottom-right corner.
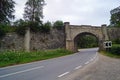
(0, 48), (98, 80)
(59, 53), (120, 80)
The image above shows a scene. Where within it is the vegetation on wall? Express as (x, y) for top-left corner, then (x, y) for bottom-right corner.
(0, 20), (64, 37)
(14, 20), (63, 36)
(53, 20), (64, 30)
(41, 21), (52, 33)
(0, 0), (64, 37)
(0, 24), (16, 38)
(0, 25), (6, 39)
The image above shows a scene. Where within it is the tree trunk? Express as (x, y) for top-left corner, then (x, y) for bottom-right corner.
(24, 27), (30, 52)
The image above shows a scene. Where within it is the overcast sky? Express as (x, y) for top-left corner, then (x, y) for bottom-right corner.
(14, 0), (120, 26)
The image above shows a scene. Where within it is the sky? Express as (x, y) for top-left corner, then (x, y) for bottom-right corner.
(14, 0), (120, 26)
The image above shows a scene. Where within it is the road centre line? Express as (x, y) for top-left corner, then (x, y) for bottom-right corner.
(85, 61), (90, 65)
(93, 52), (97, 60)
(90, 58), (94, 62)
(75, 66), (82, 70)
(58, 52), (98, 78)
(0, 66), (44, 78)
(58, 72), (70, 77)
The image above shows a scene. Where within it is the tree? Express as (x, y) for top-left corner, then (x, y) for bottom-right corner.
(110, 13), (120, 27)
(77, 35), (98, 48)
(23, 0), (45, 52)
(0, 0), (15, 24)
(110, 7), (120, 27)
(53, 20), (64, 30)
(24, 0), (45, 23)
(0, 24), (6, 38)
(42, 21), (52, 33)
(14, 19), (28, 36)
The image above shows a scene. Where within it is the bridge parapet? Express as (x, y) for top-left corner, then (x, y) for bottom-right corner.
(64, 22), (110, 52)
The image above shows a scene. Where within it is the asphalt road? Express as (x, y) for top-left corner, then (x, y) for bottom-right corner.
(0, 48), (98, 80)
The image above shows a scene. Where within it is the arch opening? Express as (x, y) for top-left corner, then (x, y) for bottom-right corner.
(74, 32), (99, 52)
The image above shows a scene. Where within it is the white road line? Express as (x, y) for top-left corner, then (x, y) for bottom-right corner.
(85, 61), (90, 65)
(0, 66), (44, 78)
(93, 52), (97, 59)
(75, 66), (82, 70)
(90, 58), (94, 62)
(0, 61), (42, 70)
(90, 52), (98, 62)
(94, 56), (96, 59)
(58, 72), (69, 77)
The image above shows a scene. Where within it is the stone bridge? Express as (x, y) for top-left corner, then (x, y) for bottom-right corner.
(64, 22), (110, 52)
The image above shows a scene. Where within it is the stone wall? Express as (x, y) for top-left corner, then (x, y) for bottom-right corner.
(0, 33), (24, 51)
(30, 29), (65, 51)
(0, 29), (65, 51)
(107, 28), (120, 40)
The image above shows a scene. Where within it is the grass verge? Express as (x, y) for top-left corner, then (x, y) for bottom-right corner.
(100, 44), (120, 59)
(0, 49), (73, 67)
(100, 51), (120, 59)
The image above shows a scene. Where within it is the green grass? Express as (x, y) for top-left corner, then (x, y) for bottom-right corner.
(100, 44), (120, 58)
(0, 49), (73, 67)
(100, 51), (120, 58)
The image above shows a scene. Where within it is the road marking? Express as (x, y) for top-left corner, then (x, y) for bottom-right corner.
(58, 72), (69, 77)
(85, 61), (90, 65)
(90, 52), (98, 62)
(93, 52), (97, 59)
(0, 66), (44, 78)
(0, 61), (43, 70)
(90, 58), (94, 62)
(75, 66), (82, 70)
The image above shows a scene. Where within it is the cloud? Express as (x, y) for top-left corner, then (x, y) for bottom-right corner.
(14, 0), (27, 20)
(14, 0), (120, 26)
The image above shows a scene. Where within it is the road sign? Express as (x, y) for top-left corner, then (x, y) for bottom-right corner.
(104, 41), (112, 48)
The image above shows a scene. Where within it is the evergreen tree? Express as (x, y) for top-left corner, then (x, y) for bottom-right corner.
(0, 0), (15, 24)
(24, 0), (45, 23)
(110, 6), (120, 27)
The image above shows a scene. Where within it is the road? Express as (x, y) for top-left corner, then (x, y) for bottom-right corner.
(0, 48), (98, 80)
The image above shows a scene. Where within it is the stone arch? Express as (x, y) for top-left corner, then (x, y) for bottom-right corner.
(64, 22), (109, 52)
(74, 32), (99, 52)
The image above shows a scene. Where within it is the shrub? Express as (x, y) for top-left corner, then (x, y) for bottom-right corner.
(15, 25), (26, 36)
(0, 25), (6, 38)
(108, 44), (120, 55)
(53, 20), (64, 30)
(15, 21), (28, 36)
(15, 20), (42, 36)
(113, 38), (120, 44)
(0, 24), (16, 38)
(41, 21), (51, 33)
